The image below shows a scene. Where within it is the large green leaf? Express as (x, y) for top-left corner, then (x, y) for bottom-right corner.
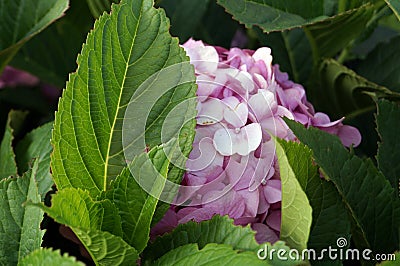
(0, 160), (44, 265)
(0, 0), (68, 72)
(33, 188), (123, 237)
(274, 138), (312, 251)
(19, 248), (84, 266)
(286, 119), (400, 253)
(356, 35), (400, 93)
(51, 0), (197, 197)
(73, 228), (139, 265)
(143, 215), (299, 265)
(106, 144), (170, 253)
(317, 59), (400, 119)
(278, 140), (351, 265)
(11, 0), (94, 87)
(385, 0), (400, 21)
(153, 243), (267, 266)
(0, 110), (27, 179)
(15, 122), (53, 199)
(376, 99), (400, 195)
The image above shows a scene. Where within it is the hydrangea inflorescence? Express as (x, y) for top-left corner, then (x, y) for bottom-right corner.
(152, 39), (361, 243)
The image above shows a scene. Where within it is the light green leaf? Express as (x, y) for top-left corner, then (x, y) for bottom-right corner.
(305, 4), (374, 59)
(51, 0), (197, 198)
(158, 0), (210, 42)
(273, 137), (312, 251)
(144, 215), (299, 265)
(317, 59), (400, 119)
(378, 252), (400, 265)
(0, 0), (69, 72)
(73, 228), (139, 266)
(11, 0), (94, 87)
(106, 143), (171, 253)
(0, 160), (44, 265)
(32, 188), (122, 237)
(286, 119), (400, 253)
(278, 139), (351, 266)
(153, 243), (267, 266)
(0, 110), (27, 179)
(86, 0), (120, 18)
(356, 35), (400, 93)
(19, 248), (84, 266)
(217, 0), (327, 32)
(385, 0), (400, 21)
(15, 122), (53, 199)
(376, 99), (400, 195)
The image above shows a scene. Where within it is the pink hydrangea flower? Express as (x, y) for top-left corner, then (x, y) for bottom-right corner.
(152, 39), (361, 243)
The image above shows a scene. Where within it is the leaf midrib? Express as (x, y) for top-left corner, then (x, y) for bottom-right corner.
(103, 2), (144, 191)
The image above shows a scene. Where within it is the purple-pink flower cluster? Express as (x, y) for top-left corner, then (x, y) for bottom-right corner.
(152, 39), (361, 243)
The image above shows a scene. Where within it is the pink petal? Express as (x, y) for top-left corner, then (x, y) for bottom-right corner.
(252, 223), (279, 244)
(248, 90), (277, 120)
(338, 125), (362, 147)
(197, 98), (224, 125)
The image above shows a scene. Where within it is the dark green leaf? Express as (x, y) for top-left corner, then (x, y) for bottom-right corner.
(385, 0), (400, 21)
(158, 0), (210, 43)
(256, 28), (312, 84)
(73, 228), (139, 265)
(15, 122), (53, 199)
(356, 35), (400, 93)
(11, 0), (94, 87)
(0, 0), (69, 72)
(86, 0), (120, 18)
(0, 110), (27, 179)
(0, 160), (43, 265)
(51, 0), (197, 197)
(376, 99), (400, 195)
(286, 119), (400, 253)
(317, 59), (400, 119)
(19, 248), (84, 266)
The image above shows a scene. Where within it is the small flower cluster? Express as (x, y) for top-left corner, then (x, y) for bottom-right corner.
(152, 39), (361, 243)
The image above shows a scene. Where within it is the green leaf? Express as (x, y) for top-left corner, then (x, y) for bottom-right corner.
(385, 0), (400, 21)
(86, 0), (120, 18)
(376, 99), (400, 195)
(305, 4), (374, 58)
(286, 119), (400, 253)
(153, 243), (267, 266)
(256, 28), (312, 84)
(11, 0), (94, 87)
(158, 0), (210, 43)
(278, 140), (351, 265)
(0, 0), (69, 72)
(356, 35), (400, 93)
(51, 0), (197, 198)
(106, 143), (171, 253)
(33, 188), (122, 237)
(273, 137), (312, 251)
(0, 160), (44, 265)
(73, 228), (139, 265)
(19, 248), (84, 266)
(0, 110), (27, 179)
(144, 215), (299, 265)
(317, 59), (400, 119)
(217, 0), (328, 32)
(379, 252), (400, 265)
(15, 122), (53, 199)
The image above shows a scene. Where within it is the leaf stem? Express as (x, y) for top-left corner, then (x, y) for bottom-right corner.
(303, 27), (320, 66)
